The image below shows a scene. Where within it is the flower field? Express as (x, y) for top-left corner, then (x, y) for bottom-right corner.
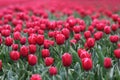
(0, 0), (120, 80)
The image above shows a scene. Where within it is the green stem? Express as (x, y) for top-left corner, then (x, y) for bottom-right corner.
(66, 67), (68, 80)
(118, 59), (120, 70)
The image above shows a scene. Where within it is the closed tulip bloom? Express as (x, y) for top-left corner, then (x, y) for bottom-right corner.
(48, 31), (54, 38)
(104, 57), (112, 68)
(80, 25), (85, 32)
(96, 23), (105, 31)
(104, 26), (111, 34)
(62, 53), (72, 67)
(62, 28), (70, 40)
(1, 29), (10, 37)
(94, 31), (103, 40)
(41, 49), (50, 58)
(30, 74), (42, 80)
(10, 51), (20, 61)
(29, 44), (36, 54)
(5, 37), (13, 46)
(74, 34), (81, 41)
(111, 24), (118, 31)
(20, 37), (26, 45)
(28, 35), (37, 44)
(44, 57), (54, 66)
(86, 38), (95, 48)
(73, 26), (81, 33)
(43, 40), (52, 49)
(28, 54), (38, 66)
(20, 45), (29, 57)
(109, 35), (119, 43)
(70, 39), (77, 45)
(37, 35), (44, 45)
(49, 66), (57, 76)
(84, 31), (91, 39)
(55, 34), (65, 45)
(82, 58), (92, 71)
(12, 44), (18, 50)
(114, 49), (120, 59)
(112, 14), (119, 22)
(13, 31), (21, 40)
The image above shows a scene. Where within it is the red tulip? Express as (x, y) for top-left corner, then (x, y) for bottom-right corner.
(82, 58), (92, 71)
(28, 35), (37, 44)
(114, 49), (120, 59)
(13, 31), (21, 40)
(37, 35), (44, 45)
(117, 43), (120, 48)
(12, 44), (18, 50)
(20, 37), (26, 45)
(49, 66), (57, 76)
(29, 44), (36, 54)
(41, 49), (50, 58)
(104, 57), (112, 68)
(111, 24), (118, 31)
(84, 31), (91, 39)
(74, 34), (81, 41)
(48, 31), (54, 38)
(112, 14), (119, 22)
(109, 35), (119, 43)
(44, 57), (54, 66)
(79, 25), (85, 32)
(55, 34), (65, 45)
(30, 74), (42, 80)
(86, 38), (95, 48)
(88, 26), (94, 33)
(5, 37), (13, 46)
(20, 45), (29, 57)
(94, 31), (103, 40)
(28, 54), (38, 66)
(62, 28), (70, 40)
(73, 26), (81, 33)
(96, 23), (105, 31)
(1, 29), (10, 37)
(104, 26), (111, 34)
(43, 40), (52, 49)
(62, 53), (72, 67)
(70, 39), (77, 45)
(10, 51), (20, 61)
(67, 18), (76, 27)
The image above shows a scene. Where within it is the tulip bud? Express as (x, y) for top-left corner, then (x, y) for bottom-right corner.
(30, 74), (42, 80)
(41, 49), (50, 58)
(29, 44), (36, 54)
(5, 37), (13, 46)
(104, 57), (112, 68)
(20, 45), (29, 57)
(49, 66), (57, 76)
(86, 38), (95, 48)
(62, 53), (72, 67)
(28, 54), (37, 66)
(44, 57), (54, 66)
(84, 31), (91, 39)
(55, 34), (65, 45)
(82, 58), (92, 71)
(10, 51), (20, 61)
(114, 49), (120, 59)
(110, 35), (119, 43)
(37, 35), (44, 45)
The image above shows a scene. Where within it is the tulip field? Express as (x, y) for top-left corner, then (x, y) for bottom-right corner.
(0, 0), (120, 80)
